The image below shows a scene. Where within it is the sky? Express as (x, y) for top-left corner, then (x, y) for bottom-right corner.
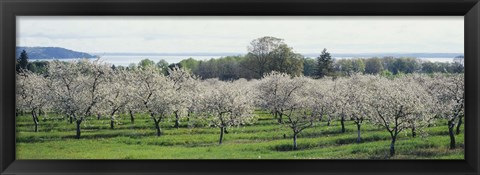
(16, 16), (464, 54)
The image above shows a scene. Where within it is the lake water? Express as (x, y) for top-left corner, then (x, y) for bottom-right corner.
(31, 55), (455, 67)
(333, 57), (455, 63)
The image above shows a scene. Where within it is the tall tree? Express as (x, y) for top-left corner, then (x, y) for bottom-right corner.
(17, 50), (29, 72)
(243, 36), (303, 78)
(269, 44), (304, 77)
(315, 48), (334, 78)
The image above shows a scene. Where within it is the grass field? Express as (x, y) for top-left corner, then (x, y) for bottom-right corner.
(16, 110), (464, 159)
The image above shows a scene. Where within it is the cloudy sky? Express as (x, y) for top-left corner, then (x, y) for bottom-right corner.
(17, 16), (463, 54)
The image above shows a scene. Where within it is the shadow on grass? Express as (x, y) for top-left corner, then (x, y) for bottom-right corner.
(334, 135), (389, 145)
(269, 134), (392, 152)
(270, 143), (320, 152)
(16, 131), (155, 143)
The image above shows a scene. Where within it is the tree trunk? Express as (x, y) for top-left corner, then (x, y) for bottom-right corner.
(293, 133), (298, 150)
(456, 116), (462, 135)
(32, 110), (39, 132)
(356, 124), (361, 143)
(75, 119), (82, 139)
(327, 117), (331, 126)
(97, 113), (101, 120)
(340, 117), (345, 133)
(390, 136), (396, 157)
(69, 115), (73, 124)
(110, 116), (115, 129)
(129, 110), (135, 124)
(154, 119), (162, 137)
(174, 111), (180, 129)
(448, 120), (456, 149)
(219, 127), (225, 145)
(278, 112), (283, 124)
(411, 126), (416, 138)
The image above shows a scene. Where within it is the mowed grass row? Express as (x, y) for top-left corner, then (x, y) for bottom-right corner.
(16, 110), (464, 159)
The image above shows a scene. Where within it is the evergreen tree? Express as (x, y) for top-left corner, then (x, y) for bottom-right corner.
(315, 48), (334, 78)
(17, 50), (29, 72)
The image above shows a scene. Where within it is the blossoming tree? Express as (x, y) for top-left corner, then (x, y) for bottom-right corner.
(47, 59), (111, 139)
(199, 79), (256, 144)
(368, 75), (433, 156)
(16, 71), (51, 132)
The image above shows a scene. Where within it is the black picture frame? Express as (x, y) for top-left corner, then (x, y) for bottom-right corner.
(1, 0), (479, 174)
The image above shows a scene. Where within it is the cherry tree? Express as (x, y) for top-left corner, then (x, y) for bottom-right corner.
(199, 79), (256, 144)
(429, 73), (464, 149)
(123, 69), (143, 125)
(404, 74), (438, 137)
(283, 77), (319, 150)
(129, 67), (175, 136)
(256, 71), (283, 122)
(167, 66), (200, 128)
(258, 72), (317, 150)
(111, 69), (145, 124)
(257, 71), (305, 124)
(47, 59), (111, 139)
(341, 74), (375, 143)
(99, 68), (132, 129)
(329, 77), (350, 133)
(16, 71), (51, 132)
(183, 82), (206, 127)
(368, 75), (433, 156)
(306, 78), (334, 126)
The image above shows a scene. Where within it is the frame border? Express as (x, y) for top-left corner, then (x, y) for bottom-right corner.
(1, 0), (479, 174)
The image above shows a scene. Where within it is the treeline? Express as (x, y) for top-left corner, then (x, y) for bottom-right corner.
(179, 56), (463, 80)
(19, 55), (465, 80)
(17, 36), (464, 80)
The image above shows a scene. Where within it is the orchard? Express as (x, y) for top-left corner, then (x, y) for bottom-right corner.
(16, 59), (464, 159)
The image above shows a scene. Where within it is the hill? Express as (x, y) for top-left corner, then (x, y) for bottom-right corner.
(16, 47), (96, 59)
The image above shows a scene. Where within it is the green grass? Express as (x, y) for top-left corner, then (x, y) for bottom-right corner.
(16, 111), (464, 159)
